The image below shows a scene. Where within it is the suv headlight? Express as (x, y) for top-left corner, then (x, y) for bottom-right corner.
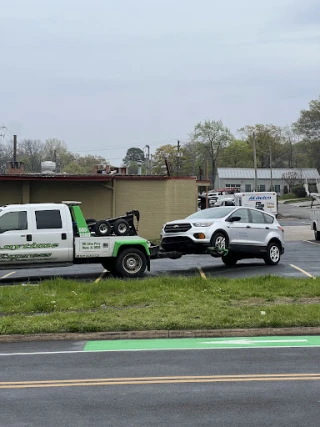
(193, 222), (213, 227)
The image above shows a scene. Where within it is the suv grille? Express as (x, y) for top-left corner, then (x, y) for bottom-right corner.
(164, 223), (191, 233)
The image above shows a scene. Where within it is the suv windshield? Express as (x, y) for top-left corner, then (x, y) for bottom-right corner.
(187, 207), (235, 219)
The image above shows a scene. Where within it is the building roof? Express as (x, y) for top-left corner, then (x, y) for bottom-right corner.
(0, 174), (198, 182)
(217, 168), (320, 180)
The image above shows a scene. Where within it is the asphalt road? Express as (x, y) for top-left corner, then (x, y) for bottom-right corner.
(1, 340), (320, 426)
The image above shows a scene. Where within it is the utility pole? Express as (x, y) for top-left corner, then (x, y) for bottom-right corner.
(253, 132), (258, 191)
(13, 134), (17, 163)
(145, 145), (150, 175)
(176, 140), (181, 176)
(269, 144), (273, 191)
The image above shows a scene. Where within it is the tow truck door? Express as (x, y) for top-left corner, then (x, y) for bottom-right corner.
(29, 206), (73, 263)
(0, 208), (32, 266)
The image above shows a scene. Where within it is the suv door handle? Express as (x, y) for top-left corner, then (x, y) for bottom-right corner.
(246, 225), (251, 228)
(265, 227), (270, 229)
(61, 233), (67, 240)
(26, 234), (32, 242)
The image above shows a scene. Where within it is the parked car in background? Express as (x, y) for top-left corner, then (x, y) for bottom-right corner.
(161, 206), (284, 266)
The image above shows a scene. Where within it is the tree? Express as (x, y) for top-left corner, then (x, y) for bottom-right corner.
(218, 139), (253, 168)
(42, 138), (74, 172)
(123, 147), (145, 174)
(123, 147), (145, 164)
(75, 154), (108, 174)
(18, 139), (44, 172)
(0, 141), (13, 173)
(63, 162), (87, 174)
(293, 96), (320, 141)
(282, 171), (302, 193)
(238, 124), (285, 167)
(178, 141), (202, 177)
(191, 120), (233, 186)
(151, 144), (177, 175)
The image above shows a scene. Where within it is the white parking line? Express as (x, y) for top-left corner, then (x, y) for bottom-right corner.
(0, 272), (16, 280)
(289, 264), (315, 279)
(303, 240), (320, 246)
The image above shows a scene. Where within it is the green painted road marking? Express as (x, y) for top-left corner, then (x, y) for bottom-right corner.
(84, 336), (320, 352)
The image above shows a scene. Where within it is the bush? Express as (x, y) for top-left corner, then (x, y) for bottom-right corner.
(292, 184), (306, 198)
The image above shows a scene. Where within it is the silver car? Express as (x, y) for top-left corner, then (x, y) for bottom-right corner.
(160, 206), (285, 266)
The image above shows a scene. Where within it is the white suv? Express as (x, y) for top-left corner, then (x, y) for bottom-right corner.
(161, 206), (284, 266)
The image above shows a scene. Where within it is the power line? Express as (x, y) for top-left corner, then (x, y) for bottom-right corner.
(70, 138), (184, 154)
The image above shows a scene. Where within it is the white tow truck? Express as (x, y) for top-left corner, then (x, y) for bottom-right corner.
(0, 202), (152, 278)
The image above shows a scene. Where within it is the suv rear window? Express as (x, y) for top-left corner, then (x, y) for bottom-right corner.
(263, 213), (274, 224)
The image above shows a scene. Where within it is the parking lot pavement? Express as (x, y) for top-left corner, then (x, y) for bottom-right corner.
(283, 225), (313, 241)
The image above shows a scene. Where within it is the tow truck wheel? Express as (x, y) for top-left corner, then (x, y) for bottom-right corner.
(314, 229), (320, 240)
(101, 258), (116, 274)
(113, 219), (130, 236)
(115, 247), (147, 278)
(94, 220), (112, 236)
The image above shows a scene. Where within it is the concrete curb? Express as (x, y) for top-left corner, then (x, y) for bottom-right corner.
(1, 327), (320, 343)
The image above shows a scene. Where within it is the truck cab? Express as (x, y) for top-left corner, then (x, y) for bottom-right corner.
(0, 203), (74, 267)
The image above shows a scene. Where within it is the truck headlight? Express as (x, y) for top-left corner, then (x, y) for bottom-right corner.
(192, 222), (213, 227)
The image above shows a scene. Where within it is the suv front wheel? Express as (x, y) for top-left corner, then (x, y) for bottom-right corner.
(210, 232), (229, 258)
(264, 242), (281, 266)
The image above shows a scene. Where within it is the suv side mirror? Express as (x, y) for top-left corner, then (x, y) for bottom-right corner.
(229, 216), (241, 222)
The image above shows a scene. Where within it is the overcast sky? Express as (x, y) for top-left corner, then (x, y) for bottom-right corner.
(0, 0), (319, 164)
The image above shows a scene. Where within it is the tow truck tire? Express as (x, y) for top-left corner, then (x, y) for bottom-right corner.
(314, 229), (320, 240)
(264, 241), (281, 265)
(94, 220), (112, 236)
(113, 219), (130, 236)
(115, 247), (147, 278)
(101, 258), (117, 274)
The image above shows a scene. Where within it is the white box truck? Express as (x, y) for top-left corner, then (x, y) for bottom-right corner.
(234, 192), (278, 215)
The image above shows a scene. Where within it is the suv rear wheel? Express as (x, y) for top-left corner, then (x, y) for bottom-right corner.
(264, 242), (281, 265)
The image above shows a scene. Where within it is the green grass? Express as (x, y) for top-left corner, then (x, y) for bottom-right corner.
(278, 194), (312, 203)
(278, 193), (298, 200)
(1, 276), (320, 335)
(283, 197), (313, 204)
